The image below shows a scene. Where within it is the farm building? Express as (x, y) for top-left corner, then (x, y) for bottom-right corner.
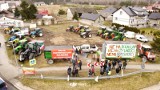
(148, 13), (160, 26)
(35, 15), (54, 26)
(112, 6), (149, 27)
(100, 7), (117, 20)
(34, 2), (46, 6)
(67, 7), (97, 20)
(0, 16), (24, 27)
(80, 13), (104, 26)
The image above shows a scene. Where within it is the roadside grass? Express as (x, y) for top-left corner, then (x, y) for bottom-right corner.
(104, 21), (112, 26)
(139, 28), (159, 35)
(20, 72), (160, 90)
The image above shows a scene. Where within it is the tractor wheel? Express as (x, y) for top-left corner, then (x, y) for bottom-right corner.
(89, 34), (92, 38)
(47, 59), (54, 64)
(83, 35), (86, 38)
(39, 33), (43, 37)
(31, 35), (36, 38)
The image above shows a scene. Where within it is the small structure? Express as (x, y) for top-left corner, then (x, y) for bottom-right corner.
(0, 3), (9, 11)
(0, 16), (24, 27)
(100, 7), (117, 20)
(34, 2), (46, 6)
(148, 13), (160, 26)
(112, 6), (149, 27)
(35, 15), (54, 26)
(67, 7), (97, 20)
(80, 13), (104, 26)
(144, 6), (159, 12)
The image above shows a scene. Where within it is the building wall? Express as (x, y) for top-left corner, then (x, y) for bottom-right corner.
(0, 3), (9, 11)
(95, 16), (104, 24)
(67, 9), (73, 20)
(113, 9), (130, 26)
(149, 19), (160, 26)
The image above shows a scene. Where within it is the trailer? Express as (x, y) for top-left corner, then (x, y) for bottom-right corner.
(44, 46), (74, 64)
(102, 41), (137, 60)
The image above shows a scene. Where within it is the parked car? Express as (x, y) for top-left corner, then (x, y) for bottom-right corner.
(135, 34), (148, 42)
(74, 44), (98, 53)
(0, 77), (7, 90)
(124, 31), (135, 39)
(14, 27), (30, 36)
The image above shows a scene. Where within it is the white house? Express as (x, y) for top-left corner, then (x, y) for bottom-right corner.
(112, 7), (149, 27)
(0, 3), (9, 11)
(148, 13), (160, 26)
(67, 7), (97, 20)
(80, 13), (104, 26)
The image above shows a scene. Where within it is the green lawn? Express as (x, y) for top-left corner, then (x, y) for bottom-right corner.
(139, 28), (159, 35)
(20, 72), (160, 90)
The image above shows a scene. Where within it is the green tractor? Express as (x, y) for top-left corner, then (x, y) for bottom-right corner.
(111, 30), (126, 41)
(101, 27), (113, 40)
(13, 38), (29, 54)
(97, 26), (107, 36)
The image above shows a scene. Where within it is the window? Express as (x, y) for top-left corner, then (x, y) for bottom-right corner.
(120, 11), (122, 15)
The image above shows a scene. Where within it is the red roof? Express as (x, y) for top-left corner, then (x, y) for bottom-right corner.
(38, 10), (48, 16)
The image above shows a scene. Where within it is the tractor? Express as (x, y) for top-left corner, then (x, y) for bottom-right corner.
(80, 29), (92, 38)
(111, 30), (126, 41)
(18, 40), (44, 62)
(4, 26), (14, 34)
(30, 28), (43, 38)
(9, 27), (21, 35)
(66, 25), (74, 32)
(73, 25), (84, 33)
(97, 26), (107, 36)
(101, 27), (113, 39)
(13, 38), (29, 54)
(137, 44), (156, 61)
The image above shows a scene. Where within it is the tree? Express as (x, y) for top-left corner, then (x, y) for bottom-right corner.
(72, 12), (79, 21)
(58, 9), (65, 15)
(151, 31), (160, 52)
(20, 1), (37, 20)
(28, 4), (38, 19)
(14, 7), (20, 18)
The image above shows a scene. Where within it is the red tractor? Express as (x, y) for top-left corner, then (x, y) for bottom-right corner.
(137, 44), (156, 61)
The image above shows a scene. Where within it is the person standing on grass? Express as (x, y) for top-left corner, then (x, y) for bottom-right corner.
(116, 67), (120, 75)
(67, 66), (72, 77)
(123, 60), (127, 69)
(91, 65), (96, 76)
(75, 67), (79, 77)
(72, 67), (76, 77)
(105, 66), (109, 76)
(112, 59), (116, 69)
(100, 66), (104, 76)
(88, 69), (92, 77)
(78, 60), (82, 70)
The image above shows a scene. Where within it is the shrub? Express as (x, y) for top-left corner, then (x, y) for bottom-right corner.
(58, 9), (66, 15)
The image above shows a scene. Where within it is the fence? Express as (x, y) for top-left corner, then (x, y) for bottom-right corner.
(24, 69), (156, 81)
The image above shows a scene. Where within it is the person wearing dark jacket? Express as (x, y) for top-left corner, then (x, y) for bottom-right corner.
(78, 60), (82, 70)
(116, 67), (120, 75)
(67, 66), (72, 77)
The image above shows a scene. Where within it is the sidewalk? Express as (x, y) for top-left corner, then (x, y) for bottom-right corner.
(0, 33), (33, 90)
(142, 82), (160, 90)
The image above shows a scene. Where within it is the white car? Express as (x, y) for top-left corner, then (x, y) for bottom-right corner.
(135, 34), (149, 42)
(14, 28), (30, 36)
(124, 31), (135, 39)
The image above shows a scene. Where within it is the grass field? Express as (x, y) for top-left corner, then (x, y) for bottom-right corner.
(20, 72), (160, 90)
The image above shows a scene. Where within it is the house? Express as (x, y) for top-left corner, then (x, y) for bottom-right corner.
(152, 1), (160, 9)
(34, 2), (46, 6)
(148, 13), (160, 26)
(100, 7), (117, 20)
(80, 13), (104, 26)
(144, 6), (159, 12)
(67, 7), (97, 20)
(112, 7), (149, 27)
(0, 3), (9, 11)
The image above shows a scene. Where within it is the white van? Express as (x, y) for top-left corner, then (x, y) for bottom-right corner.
(124, 31), (135, 39)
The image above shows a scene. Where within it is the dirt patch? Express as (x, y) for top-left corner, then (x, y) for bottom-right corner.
(50, 36), (66, 45)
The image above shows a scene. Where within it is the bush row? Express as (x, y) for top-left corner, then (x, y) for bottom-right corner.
(112, 23), (141, 33)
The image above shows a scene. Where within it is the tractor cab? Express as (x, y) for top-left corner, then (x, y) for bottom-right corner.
(66, 25), (74, 32)
(138, 44), (156, 61)
(97, 26), (106, 36)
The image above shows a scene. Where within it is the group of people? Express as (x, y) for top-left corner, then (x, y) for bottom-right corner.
(67, 54), (82, 77)
(89, 59), (127, 77)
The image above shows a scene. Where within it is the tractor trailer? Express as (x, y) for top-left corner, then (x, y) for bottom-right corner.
(44, 46), (74, 64)
(101, 41), (137, 59)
